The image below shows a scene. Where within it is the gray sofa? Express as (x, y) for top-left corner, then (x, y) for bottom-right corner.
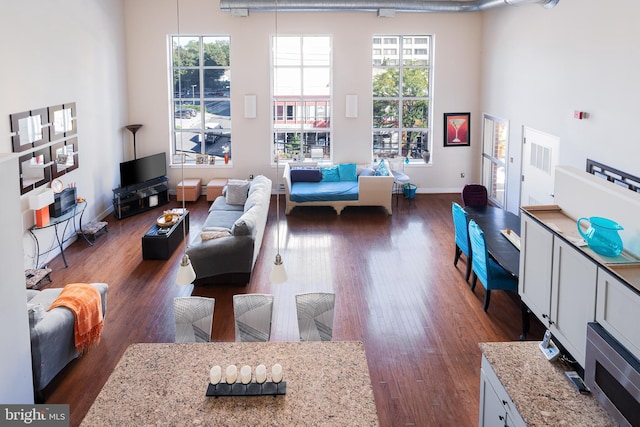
(26, 283), (108, 398)
(187, 175), (272, 285)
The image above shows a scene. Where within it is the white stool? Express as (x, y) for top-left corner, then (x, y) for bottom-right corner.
(391, 169), (411, 206)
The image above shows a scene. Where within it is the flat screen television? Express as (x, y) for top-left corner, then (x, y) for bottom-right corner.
(119, 152), (167, 188)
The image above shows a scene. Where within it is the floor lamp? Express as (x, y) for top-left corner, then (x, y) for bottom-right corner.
(125, 124), (143, 160)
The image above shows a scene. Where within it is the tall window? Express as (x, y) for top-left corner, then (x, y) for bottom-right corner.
(170, 36), (230, 164)
(272, 36), (332, 161)
(372, 36), (432, 162)
(482, 114), (509, 207)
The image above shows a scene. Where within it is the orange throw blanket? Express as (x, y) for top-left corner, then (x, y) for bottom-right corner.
(48, 283), (104, 353)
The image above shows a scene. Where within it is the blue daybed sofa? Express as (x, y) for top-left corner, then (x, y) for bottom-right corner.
(283, 161), (395, 215)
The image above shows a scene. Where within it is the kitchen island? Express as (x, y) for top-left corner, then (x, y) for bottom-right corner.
(81, 341), (378, 426)
(479, 341), (615, 426)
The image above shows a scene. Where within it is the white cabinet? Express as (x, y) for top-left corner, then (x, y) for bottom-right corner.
(549, 238), (597, 367)
(519, 215), (554, 321)
(479, 356), (526, 427)
(596, 268), (640, 361)
(519, 212), (598, 367)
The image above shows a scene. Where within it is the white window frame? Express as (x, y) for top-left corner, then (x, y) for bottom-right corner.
(481, 113), (509, 207)
(271, 34), (333, 164)
(372, 35), (432, 164)
(169, 35), (231, 166)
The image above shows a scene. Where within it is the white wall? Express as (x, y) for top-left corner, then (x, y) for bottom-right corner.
(554, 166), (640, 255)
(481, 0), (640, 213)
(0, 1), (129, 269)
(0, 155), (33, 403)
(124, 0), (483, 193)
(0, 0), (128, 402)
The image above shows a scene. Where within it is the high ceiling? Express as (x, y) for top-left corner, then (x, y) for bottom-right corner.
(220, 0), (560, 14)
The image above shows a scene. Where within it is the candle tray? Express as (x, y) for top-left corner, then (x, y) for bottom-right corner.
(206, 381), (286, 397)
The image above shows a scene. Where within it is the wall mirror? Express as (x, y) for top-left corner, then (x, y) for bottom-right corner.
(63, 137), (78, 172)
(19, 148), (52, 195)
(10, 102), (78, 194)
(51, 138), (79, 178)
(49, 103), (76, 140)
(10, 108), (49, 152)
(51, 141), (67, 178)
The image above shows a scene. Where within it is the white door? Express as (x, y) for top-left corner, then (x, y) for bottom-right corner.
(520, 127), (559, 206)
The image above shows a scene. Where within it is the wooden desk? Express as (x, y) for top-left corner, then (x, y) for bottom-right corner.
(81, 341), (379, 426)
(465, 206), (520, 277)
(465, 206), (530, 338)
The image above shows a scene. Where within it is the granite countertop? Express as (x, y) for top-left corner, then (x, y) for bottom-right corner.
(81, 341), (378, 426)
(479, 341), (616, 426)
(522, 206), (640, 292)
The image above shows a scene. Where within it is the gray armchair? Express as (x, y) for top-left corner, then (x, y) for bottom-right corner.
(26, 283), (108, 398)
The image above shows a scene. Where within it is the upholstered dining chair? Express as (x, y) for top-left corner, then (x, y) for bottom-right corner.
(468, 219), (518, 312)
(173, 296), (215, 343)
(452, 202), (472, 282)
(461, 184), (488, 207)
(233, 294), (274, 342)
(295, 292), (336, 341)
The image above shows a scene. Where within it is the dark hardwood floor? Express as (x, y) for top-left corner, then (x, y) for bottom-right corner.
(39, 193), (543, 426)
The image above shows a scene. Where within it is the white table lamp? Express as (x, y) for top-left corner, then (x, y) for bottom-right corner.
(29, 188), (55, 227)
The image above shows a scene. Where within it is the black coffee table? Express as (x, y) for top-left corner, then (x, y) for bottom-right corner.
(142, 211), (189, 260)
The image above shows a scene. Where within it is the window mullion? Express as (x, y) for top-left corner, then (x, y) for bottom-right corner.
(170, 35), (231, 164)
(372, 34), (431, 161)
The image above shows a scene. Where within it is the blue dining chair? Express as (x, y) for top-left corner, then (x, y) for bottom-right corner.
(452, 202), (472, 282)
(468, 219), (518, 312)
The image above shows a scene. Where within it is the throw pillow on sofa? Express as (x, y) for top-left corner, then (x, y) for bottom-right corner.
(232, 209), (258, 236)
(338, 163), (358, 181)
(27, 303), (46, 328)
(374, 159), (390, 176)
(291, 168), (322, 183)
(321, 166), (340, 182)
(201, 230), (232, 240)
(359, 167), (376, 177)
(226, 179), (250, 205)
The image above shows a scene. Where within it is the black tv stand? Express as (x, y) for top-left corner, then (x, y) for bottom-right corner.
(112, 176), (169, 219)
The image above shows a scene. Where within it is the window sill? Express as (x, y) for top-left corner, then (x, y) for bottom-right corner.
(170, 163), (233, 168)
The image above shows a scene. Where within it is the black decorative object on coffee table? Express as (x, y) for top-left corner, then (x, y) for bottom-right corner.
(206, 381), (286, 397)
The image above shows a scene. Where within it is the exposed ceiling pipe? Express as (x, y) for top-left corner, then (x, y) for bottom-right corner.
(220, 0), (559, 13)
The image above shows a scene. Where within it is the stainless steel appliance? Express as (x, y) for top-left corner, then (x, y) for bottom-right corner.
(585, 322), (640, 427)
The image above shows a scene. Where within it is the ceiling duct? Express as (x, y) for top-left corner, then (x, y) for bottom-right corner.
(221, 0), (559, 13)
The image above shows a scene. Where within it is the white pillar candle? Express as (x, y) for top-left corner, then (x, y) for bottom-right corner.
(240, 365), (252, 385)
(226, 365), (237, 384)
(255, 364), (267, 384)
(271, 363), (283, 383)
(209, 365), (222, 385)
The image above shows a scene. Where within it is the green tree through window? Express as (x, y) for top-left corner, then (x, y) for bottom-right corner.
(372, 36), (432, 163)
(171, 36), (231, 164)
